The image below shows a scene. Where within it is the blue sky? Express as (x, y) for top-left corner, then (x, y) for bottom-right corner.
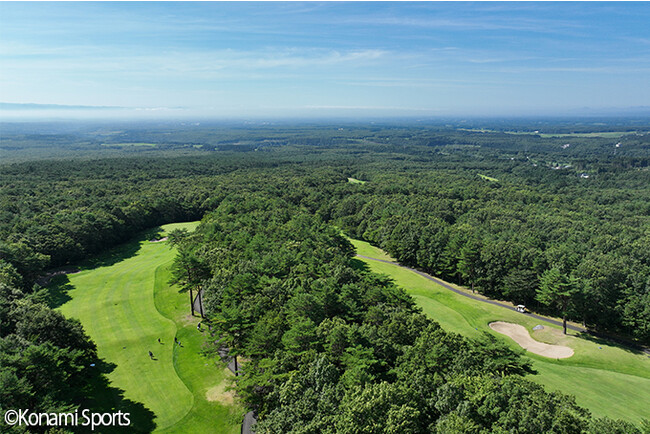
(1, 2), (649, 118)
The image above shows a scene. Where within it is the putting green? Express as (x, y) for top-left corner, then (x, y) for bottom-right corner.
(56, 222), (242, 432)
(351, 238), (650, 424)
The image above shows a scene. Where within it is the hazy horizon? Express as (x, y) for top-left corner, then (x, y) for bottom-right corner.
(1, 2), (649, 120)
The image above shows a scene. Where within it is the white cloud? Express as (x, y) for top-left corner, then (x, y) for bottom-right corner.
(341, 15), (585, 35)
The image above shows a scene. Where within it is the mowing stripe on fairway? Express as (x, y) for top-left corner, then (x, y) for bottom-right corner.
(350, 238), (650, 424)
(60, 235), (193, 430)
(56, 222), (242, 432)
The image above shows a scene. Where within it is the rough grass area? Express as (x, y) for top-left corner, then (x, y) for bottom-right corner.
(55, 222), (242, 432)
(347, 177), (367, 184)
(350, 238), (650, 424)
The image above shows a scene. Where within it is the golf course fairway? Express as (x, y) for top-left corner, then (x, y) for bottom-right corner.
(53, 222), (243, 432)
(351, 238), (650, 424)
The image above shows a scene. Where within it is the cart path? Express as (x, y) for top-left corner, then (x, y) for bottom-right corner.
(241, 411), (256, 434)
(356, 254), (650, 355)
(356, 254), (587, 333)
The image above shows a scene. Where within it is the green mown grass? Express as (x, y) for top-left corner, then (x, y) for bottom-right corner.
(154, 260), (242, 433)
(347, 177), (367, 184)
(478, 174), (499, 182)
(350, 238), (650, 424)
(56, 222), (242, 432)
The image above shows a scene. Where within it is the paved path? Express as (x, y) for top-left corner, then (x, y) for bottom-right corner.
(241, 411), (256, 434)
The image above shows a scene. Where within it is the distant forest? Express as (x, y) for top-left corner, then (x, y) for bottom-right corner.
(1, 120), (649, 431)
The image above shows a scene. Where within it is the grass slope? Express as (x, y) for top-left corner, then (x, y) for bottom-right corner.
(350, 238), (650, 424)
(56, 222), (242, 432)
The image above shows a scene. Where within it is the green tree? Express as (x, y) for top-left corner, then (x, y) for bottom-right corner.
(169, 230), (210, 316)
(458, 238), (481, 293)
(537, 268), (579, 334)
(212, 303), (251, 376)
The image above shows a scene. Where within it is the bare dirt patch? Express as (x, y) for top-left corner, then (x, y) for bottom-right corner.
(206, 368), (236, 404)
(490, 321), (574, 359)
(180, 314), (199, 327)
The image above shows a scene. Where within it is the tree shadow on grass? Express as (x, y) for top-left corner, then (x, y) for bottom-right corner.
(45, 227), (167, 308)
(80, 359), (157, 433)
(46, 274), (74, 308)
(349, 258), (371, 272)
(81, 227), (166, 270)
(577, 331), (647, 356)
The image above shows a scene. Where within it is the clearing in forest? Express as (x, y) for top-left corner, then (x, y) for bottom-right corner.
(478, 173), (498, 182)
(53, 222), (242, 433)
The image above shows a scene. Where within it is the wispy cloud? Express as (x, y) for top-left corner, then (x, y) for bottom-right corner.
(0, 46), (390, 85)
(495, 66), (650, 74)
(341, 15), (586, 35)
(1, 2), (648, 116)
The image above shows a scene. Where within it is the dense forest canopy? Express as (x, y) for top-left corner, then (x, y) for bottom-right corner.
(1, 119), (649, 432)
(2, 120), (648, 341)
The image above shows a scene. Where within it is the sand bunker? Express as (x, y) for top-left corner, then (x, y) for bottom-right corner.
(490, 321), (574, 359)
(149, 237), (168, 243)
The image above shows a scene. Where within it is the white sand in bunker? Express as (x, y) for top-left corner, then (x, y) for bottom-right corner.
(489, 321), (574, 359)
